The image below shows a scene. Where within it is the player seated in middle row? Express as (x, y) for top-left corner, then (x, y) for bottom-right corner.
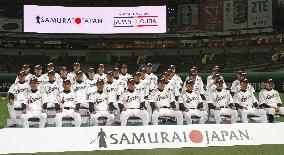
(179, 80), (208, 124)
(233, 79), (267, 123)
(149, 78), (183, 125)
(207, 78), (238, 124)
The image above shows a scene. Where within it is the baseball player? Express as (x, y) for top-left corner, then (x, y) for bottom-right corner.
(73, 71), (88, 108)
(119, 79), (149, 126)
(234, 79), (267, 123)
(185, 67), (202, 82)
(206, 65), (224, 90)
(163, 71), (180, 101)
(259, 79), (284, 123)
(179, 80), (207, 124)
(8, 71), (29, 127)
(206, 73), (227, 94)
(15, 64), (33, 83)
(139, 68), (151, 98)
(89, 80), (115, 126)
(182, 69), (205, 99)
(150, 78), (183, 125)
(57, 66), (69, 92)
(21, 78), (47, 128)
(43, 63), (60, 82)
(119, 64), (132, 90)
(170, 65), (183, 88)
(231, 71), (255, 96)
(94, 64), (107, 82)
(113, 67), (127, 91)
(133, 72), (147, 98)
(207, 78), (238, 124)
(42, 70), (60, 109)
(145, 63), (158, 92)
(86, 68), (97, 96)
(67, 62), (87, 83)
(31, 65), (45, 84)
(54, 80), (81, 127)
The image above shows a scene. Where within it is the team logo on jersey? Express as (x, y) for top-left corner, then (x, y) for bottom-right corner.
(126, 96), (139, 102)
(186, 96), (198, 103)
(266, 93), (278, 100)
(215, 95), (225, 103)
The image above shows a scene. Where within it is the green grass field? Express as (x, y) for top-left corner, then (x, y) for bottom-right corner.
(1, 95), (284, 155)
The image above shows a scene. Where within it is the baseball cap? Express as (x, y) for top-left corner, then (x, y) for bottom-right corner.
(170, 65), (176, 69)
(73, 62), (80, 66)
(30, 78), (38, 84)
(127, 78), (135, 84)
(121, 64), (128, 68)
(113, 67), (119, 71)
(35, 65), (42, 70)
(18, 71), (25, 77)
(157, 78), (166, 84)
(60, 66), (68, 71)
(163, 71), (170, 76)
(186, 80), (195, 85)
(48, 70), (55, 76)
(76, 71), (83, 76)
(189, 68), (197, 75)
(237, 70), (243, 75)
(146, 63), (152, 67)
(107, 71), (113, 76)
(47, 63), (55, 67)
(139, 68), (146, 72)
(213, 65), (219, 71)
(98, 64), (104, 68)
(240, 78), (248, 83)
(240, 72), (247, 77)
(63, 79), (71, 84)
(133, 72), (141, 77)
(266, 78), (273, 83)
(215, 78), (224, 83)
(22, 64), (30, 69)
(88, 68), (95, 73)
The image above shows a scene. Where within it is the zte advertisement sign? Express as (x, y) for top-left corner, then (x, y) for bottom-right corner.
(24, 5), (166, 34)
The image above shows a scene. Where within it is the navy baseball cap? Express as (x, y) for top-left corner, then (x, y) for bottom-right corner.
(107, 71), (113, 76)
(88, 68), (95, 73)
(96, 79), (105, 85)
(127, 78), (135, 84)
(186, 80), (195, 85)
(48, 70), (55, 76)
(63, 79), (71, 84)
(266, 78), (273, 83)
(30, 78), (38, 84)
(60, 66), (68, 71)
(146, 63), (152, 67)
(18, 71), (25, 77)
(76, 71), (83, 76)
(73, 62), (80, 66)
(113, 67), (119, 71)
(47, 63), (55, 67)
(35, 65), (42, 70)
(98, 64), (104, 68)
(157, 78), (166, 84)
(22, 64), (30, 69)
(121, 64), (128, 68)
(240, 78), (248, 83)
(213, 65), (219, 71)
(215, 78), (224, 83)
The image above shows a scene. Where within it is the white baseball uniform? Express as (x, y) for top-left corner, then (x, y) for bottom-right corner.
(119, 89), (149, 126)
(94, 73), (107, 82)
(21, 89), (47, 128)
(73, 80), (88, 108)
(55, 90), (81, 127)
(15, 73), (33, 83)
(88, 90), (115, 126)
(234, 89), (267, 123)
(7, 81), (29, 124)
(145, 73), (158, 91)
(119, 73), (132, 90)
(42, 80), (60, 108)
(67, 71), (87, 84)
(207, 89), (238, 124)
(231, 79), (255, 94)
(179, 90), (207, 124)
(149, 88), (183, 125)
(42, 72), (60, 82)
(259, 88), (284, 115)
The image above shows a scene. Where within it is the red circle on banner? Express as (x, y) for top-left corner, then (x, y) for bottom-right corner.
(189, 130), (203, 143)
(75, 18), (81, 24)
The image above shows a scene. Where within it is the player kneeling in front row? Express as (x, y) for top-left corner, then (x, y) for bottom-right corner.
(179, 80), (207, 124)
(89, 80), (115, 126)
(259, 79), (284, 123)
(119, 79), (149, 126)
(21, 78), (47, 128)
(150, 78), (183, 125)
(54, 80), (81, 127)
(207, 78), (238, 124)
(234, 79), (267, 123)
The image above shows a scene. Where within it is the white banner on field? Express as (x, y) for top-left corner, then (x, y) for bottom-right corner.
(223, 0), (248, 30)
(1, 123), (284, 154)
(248, 0), (272, 28)
(24, 5), (167, 34)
